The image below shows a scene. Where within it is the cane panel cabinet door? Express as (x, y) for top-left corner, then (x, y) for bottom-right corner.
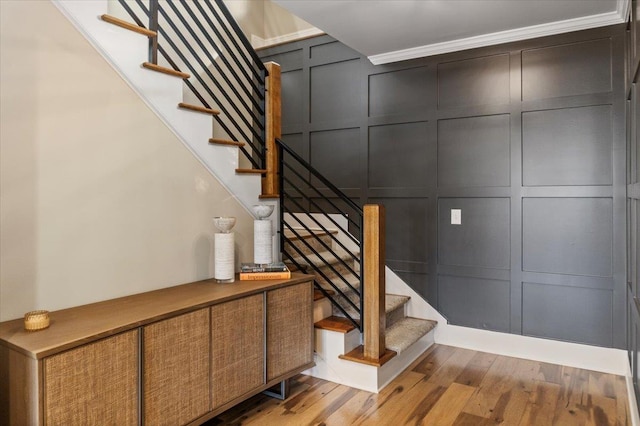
(43, 330), (139, 426)
(211, 293), (265, 409)
(143, 308), (210, 425)
(266, 282), (314, 381)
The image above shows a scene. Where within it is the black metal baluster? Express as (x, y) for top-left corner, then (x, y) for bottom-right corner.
(148, 0), (159, 64)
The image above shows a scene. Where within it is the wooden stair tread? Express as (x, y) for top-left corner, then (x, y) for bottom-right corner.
(178, 103), (220, 115)
(142, 62), (190, 79)
(236, 169), (267, 174)
(209, 138), (245, 147)
(259, 194), (280, 199)
(339, 345), (396, 367)
(100, 14), (157, 37)
(315, 316), (356, 333)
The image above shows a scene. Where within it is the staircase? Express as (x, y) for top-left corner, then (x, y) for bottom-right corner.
(284, 224), (437, 392)
(53, 0), (275, 213)
(54, 0), (440, 395)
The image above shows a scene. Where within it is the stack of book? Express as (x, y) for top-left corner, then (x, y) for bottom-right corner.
(239, 262), (291, 280)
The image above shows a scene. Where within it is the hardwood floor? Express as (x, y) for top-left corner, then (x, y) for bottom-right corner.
(206, 344), (630, 425)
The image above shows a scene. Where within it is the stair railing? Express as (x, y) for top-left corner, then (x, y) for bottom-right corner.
(116, 0), (268, 170)
(277, 139), (387, 360)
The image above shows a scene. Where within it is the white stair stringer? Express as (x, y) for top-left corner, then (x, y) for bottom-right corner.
(51, 0), (265, 214)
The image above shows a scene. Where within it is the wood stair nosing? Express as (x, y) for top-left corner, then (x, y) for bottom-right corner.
(209, 138), (245, 147)
(142, 62), (190, 79)
(339, 346), (397, 367)
(100, 14), (157, 37)
(259, 194), (280, 200)
(314, 315), (356, 333)
(235, 168), (267, 175)
(178, 102), (220, 115)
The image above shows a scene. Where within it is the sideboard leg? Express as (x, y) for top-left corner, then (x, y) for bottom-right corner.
(262, 378), (290, 400)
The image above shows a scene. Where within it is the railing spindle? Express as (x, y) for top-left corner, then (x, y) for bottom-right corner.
(118, 0), (267, 169)
(148, 0), (159, 64)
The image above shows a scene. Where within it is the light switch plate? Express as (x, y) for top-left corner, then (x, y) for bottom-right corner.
(451, 209), (462, 225)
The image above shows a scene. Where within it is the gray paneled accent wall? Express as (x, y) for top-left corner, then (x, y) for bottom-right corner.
(259, 24), (626, 349)
(626, 0), (640, 406)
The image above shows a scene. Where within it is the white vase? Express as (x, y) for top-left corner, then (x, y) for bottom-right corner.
(213, 217), (236, 283)
(252, 205), (274, 265)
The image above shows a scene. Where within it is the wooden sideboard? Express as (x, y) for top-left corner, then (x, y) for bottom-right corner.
(0, 274), (314, 425)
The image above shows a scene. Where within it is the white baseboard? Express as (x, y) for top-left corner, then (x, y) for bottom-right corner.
(386, 264), (628, 377)
(436, 323), (627, 376)
(377, 332), (434, 391)
(627, 374), (640, 426)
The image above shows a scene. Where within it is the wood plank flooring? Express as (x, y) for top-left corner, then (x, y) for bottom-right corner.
(205, 344), (630, 425)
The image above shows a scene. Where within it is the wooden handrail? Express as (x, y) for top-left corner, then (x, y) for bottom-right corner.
(363, 204), (386, 360)
(263, 62), (281, 197)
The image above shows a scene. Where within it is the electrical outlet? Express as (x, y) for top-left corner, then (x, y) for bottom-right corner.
(451, 209), (462, 225)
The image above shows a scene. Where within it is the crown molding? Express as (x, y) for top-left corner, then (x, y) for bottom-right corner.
(618, 0), (632, 20)
(369, 1), (629, 65)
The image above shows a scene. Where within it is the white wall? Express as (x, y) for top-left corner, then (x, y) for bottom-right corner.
(0, 0), (254, 321)
(224, 0), (322, 48)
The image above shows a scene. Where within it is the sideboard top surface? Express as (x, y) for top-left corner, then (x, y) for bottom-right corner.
(0, 273), (314, 359)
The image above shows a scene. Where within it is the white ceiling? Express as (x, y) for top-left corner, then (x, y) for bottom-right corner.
(272, 0), (629, 64)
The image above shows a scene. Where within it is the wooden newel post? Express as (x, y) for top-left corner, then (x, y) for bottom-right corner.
(263, 62), (281, 197)
(363, 204), (386, 360)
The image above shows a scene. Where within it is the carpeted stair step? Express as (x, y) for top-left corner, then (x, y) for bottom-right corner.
(322, 275), (361, 304)
(291, 249), (360, 286)
(329, 290), (409, 323)
(385, 294), (411, 328)
(385, 317), (437, 354)
(284, 228), (338, 257)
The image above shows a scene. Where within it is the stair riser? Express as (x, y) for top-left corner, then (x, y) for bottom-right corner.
(314, 298), (333, 323)
(330, 293), (361, 322)
(386, 305), (405, 329)
(284, 233), (335, 257)
(330, 300), (407, 326)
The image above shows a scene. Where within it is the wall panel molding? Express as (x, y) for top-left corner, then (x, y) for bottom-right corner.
(260, 26), (626, 349)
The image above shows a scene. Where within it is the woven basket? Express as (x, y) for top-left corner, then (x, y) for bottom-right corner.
(24, 310), (50, 331)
